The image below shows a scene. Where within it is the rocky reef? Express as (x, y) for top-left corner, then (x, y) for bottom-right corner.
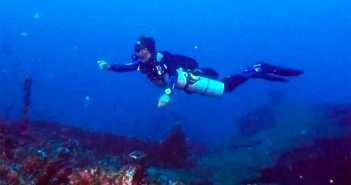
(0, 120), (214, 184)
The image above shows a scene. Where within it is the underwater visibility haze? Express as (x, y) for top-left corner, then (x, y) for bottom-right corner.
(0, 0), (350, 184)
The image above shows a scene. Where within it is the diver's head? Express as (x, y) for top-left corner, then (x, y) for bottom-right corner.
(135, 36), (155, 53)
(132, 36), (155, 63)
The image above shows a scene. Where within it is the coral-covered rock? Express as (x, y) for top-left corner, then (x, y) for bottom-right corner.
(0, 121), (197, 184)
(115, 164), (144, 185)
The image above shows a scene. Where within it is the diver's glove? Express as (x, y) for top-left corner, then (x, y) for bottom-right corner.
(97, 60), (110, 70)
(158, 94), (171, 108)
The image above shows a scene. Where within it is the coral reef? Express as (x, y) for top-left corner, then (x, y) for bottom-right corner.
(1, 102), (350, 184)
(0, 121), (211, 184)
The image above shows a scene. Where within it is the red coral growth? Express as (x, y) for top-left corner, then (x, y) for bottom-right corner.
(0, 121), (194, 184)
(68, 171), (94, 184)
(68, 164), (145, 185)
(189, 182), (213, 185)
(115, 164), (144, 185)
(6, 171), (19, 185)
(20, 155), (42, 174)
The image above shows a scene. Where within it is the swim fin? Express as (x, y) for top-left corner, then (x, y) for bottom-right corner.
(257, 62), (304, 76)
(243, 62), (303, 82)
(253, 73), (289, 82)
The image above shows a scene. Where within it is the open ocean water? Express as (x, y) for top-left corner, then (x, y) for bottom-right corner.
(0, 0), (350, 184)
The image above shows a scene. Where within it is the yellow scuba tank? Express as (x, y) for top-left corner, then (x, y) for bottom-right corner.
(176, 68), (224, 97)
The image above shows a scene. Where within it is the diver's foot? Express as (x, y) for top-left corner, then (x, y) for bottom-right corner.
(259, 62), (303, 76)
(244, 62), (303, 77)
(243, 63), (301, 82)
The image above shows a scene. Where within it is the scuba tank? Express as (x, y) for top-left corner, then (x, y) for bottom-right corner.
(176, 68), (224, 97)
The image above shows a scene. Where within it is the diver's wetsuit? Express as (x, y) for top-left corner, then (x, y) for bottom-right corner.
(108, 52), (303, 94)
(108, 51), (219, 93)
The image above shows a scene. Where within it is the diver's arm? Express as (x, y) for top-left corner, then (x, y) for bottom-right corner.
(108, 62), (140, 72)
(158, 72), (177, 108)
(164, 61), (179, 95)
(97, 60), (140, 72)
(166, 74), (177, 93)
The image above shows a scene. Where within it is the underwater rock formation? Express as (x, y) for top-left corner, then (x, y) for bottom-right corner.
(155, 124), (189, 169)
(236, 107), (275, 136)
(0, 121), (195, 184)
(256, 135), (351, 185)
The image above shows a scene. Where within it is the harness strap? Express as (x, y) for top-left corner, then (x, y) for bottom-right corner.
(182, 72), (199, 92)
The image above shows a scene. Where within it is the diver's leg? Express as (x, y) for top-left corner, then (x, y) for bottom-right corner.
(222, 69), (289, 93)
(193, 67), (219, 79)
(222, 75), (248, 93)
(222, 62), (302, 93)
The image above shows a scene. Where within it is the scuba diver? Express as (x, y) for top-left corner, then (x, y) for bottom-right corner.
(97, 36), (303, 108)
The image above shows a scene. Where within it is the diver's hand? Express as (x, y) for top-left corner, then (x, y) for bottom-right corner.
(97, 60), (110, 70)
(158, 94), (170, 108)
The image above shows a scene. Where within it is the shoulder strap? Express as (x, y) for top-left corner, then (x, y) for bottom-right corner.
(156, 52), (164, 62)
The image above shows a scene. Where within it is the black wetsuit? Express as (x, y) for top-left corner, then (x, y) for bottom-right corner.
(108, 52), (303, 94)
(108, 51), (219, 93)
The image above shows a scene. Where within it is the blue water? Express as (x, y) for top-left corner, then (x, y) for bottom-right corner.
(0, 0), (350, 145)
